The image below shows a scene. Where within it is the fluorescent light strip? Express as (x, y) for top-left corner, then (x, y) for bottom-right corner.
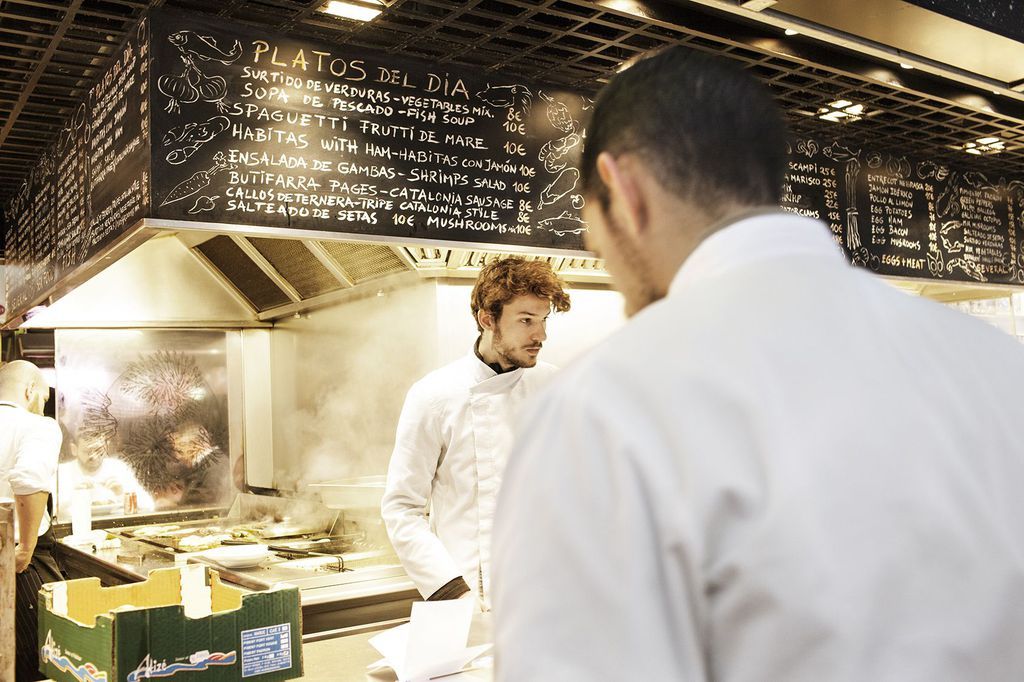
(818, 99), (866, 123)
(963, 136), (1005, 155)
(320, 0), (383, 21)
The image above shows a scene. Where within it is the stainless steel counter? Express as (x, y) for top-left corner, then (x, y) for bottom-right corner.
(57, 537), (421, 633)
(299, 613), (493, 681)
(58, 535), (181, 584)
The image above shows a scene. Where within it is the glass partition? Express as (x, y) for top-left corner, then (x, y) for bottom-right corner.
(54, 329), (231, 523)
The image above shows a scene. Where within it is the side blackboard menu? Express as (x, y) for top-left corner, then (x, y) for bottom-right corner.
(4, 145), (57, 315)
(783, 136), (1024, 285)
(149, 9), (589, 251)
(2, 183), (30, 314)
(54, 102), (89, 276)
(2, 17), (151, 322)
(86, 16), (151, 263)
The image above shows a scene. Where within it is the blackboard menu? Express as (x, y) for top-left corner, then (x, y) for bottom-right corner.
(2, 18), (151, 322)
(10, 8), (1024, 323)
(27, 145), (57, 297)
(5, 148), (57, 314)
(86, 16), (151, 264)
(784, 136), (1024, 285)
(2, 183), (30, 314)
(149, 9), (589, 251)
(54, 102), (90, 276)
(781, 138), (843, 243)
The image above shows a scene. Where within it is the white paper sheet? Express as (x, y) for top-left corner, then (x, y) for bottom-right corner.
(368, 600), (492, 681)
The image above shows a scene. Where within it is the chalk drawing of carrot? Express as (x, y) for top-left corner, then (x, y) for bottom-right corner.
(160, 152), (234, 207)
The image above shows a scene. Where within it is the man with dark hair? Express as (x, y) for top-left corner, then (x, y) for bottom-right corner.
(492, 47), (1024, 680)
(0, 360), (63, 681)
(382, 257), (570, 610)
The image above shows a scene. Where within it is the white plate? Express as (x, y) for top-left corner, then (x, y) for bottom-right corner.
(201, 544), (270, 568)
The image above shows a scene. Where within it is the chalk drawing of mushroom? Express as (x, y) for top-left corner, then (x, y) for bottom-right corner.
(187, 195), (219, 215)
(796, 138), (819, 158)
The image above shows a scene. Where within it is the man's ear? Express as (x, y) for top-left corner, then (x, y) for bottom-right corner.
(477, 309), (496, 332)
(595, 151), (649, 238)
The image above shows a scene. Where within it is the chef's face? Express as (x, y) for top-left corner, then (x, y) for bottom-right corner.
(582, 196), (661, 317)
(169, 422), (215, 465)
(75, 436), (107, 474)
(491, 295), (551, 368)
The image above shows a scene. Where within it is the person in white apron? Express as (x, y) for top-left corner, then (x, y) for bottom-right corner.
(0, 360), (63, 681)
(382, 257), (570, 610)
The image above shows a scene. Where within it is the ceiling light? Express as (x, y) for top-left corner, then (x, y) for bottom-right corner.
(818, 99), (866, 123)
(599, 0), (649, 16)
(784, 28), (799, 36)
(899, 62), (914, 70)
(963, 136), (1005, 155)
(319, 0), (383, 21)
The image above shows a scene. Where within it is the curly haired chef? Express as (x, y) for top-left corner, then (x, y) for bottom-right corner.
(382, 257), (570, 610)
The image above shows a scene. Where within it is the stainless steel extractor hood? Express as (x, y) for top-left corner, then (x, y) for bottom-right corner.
(175, 228), (611, 323)
(15, 219), (1018, 332)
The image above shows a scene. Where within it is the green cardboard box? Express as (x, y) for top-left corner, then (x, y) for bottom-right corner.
(37, 565), (303, 681)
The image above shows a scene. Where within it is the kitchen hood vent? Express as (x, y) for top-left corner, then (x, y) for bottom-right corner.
(195, 236), (292, 312)
(12, 330), (55, 365)
(250, 238), (343, 299)
(178, 229), (609, 322)
(317, 241), (409, 284)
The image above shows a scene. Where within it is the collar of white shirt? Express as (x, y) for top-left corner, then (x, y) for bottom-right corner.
(668, 211), (845, 296)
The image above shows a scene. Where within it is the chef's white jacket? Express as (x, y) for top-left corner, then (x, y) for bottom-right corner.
(383, 351), (557, 608)
(493, 212), (1024, 681)
(0, 400), (62, 536)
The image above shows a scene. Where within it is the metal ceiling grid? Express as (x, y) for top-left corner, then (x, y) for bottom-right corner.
(0, 0), (149, 196)
(4, 0), (1024, 253)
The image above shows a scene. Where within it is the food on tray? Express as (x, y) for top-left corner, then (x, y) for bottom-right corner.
(229, 527), (261, 542)
(178, 533), (233, 551)
(131, 524), (181, 537)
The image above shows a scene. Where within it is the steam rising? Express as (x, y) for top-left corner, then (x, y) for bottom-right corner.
(268, 276), (626, 498)
(272, 277), (440, 493)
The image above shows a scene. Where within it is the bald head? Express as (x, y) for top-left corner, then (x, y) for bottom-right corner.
(0, 360), (49, 414)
